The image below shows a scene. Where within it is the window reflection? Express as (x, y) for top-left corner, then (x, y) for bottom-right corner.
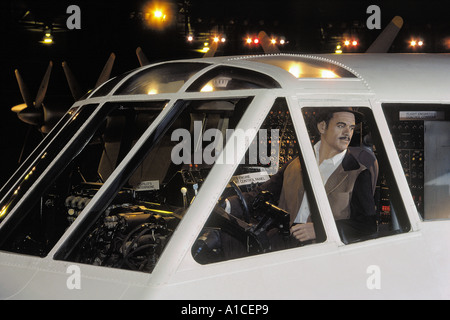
(114, 63), (209, 95)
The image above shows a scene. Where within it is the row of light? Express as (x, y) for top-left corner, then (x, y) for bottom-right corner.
(334, 39), (359, 54)
(334, 37), (424, 53)
(343, 39), (359, 46)
(187, 35), (286, 45)
(410, 39), (424, 47)
(245, 37), (286, 45)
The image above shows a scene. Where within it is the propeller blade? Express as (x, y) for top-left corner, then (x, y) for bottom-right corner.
(14, 69), (34, 109)
(34, 61), (53, 109)
(136, 47), (150, 66)
(95, 53), (116, 89)
(258, 31), (280, 54)
(366, 16), (403, 53)
(17, 106), (43, 126)
(42, 104), (67, 133)
(62, 61), (83, 101)
(11, 103), (27, 113)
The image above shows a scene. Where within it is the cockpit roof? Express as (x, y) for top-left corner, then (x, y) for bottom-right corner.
(85, 53), (450, 102)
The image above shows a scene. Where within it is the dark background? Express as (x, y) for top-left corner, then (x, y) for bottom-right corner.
(1, 0), (448, 186)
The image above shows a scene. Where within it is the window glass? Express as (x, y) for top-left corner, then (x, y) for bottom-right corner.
(302, 107), (411, 244)
(114, 62), (210, 95)
(0, 107), (79, 202)
(0, 105), (96, 238)
(186, 66), (281, 92)
(382, 104), (450, 220)
(192, 98), (325, 265)
(0, 102), (167, 257)
(90, 71), (133, 97)
(58, 98), (254, 272)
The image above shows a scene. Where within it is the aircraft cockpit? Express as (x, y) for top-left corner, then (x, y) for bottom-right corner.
(0, 55), (449, 275)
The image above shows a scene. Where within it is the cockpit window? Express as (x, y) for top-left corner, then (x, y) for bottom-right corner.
(302, 107), (411, 244)
(0, 107), (79, 203)
(90, 71), (133, 98)
(0, 101), (168, 257)
(56, 97), (254, 272)
(186, 66), (281, 92)
(0, 103), (113, 255)
(0, 105), (95, 225)
(114, 62), (210, 95)
(382, 104), (450, 220)
(192, 98), (326, 265)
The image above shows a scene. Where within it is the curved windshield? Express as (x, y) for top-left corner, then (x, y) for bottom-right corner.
(0, 108), (79, 202)
(90, 71), (134, 98)
(114, 62), (210, 95)
(0, 106), (96, 225)
(0, 102), (170, 256)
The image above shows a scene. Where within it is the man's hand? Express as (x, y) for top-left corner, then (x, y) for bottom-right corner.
(290, 223), (316, 242)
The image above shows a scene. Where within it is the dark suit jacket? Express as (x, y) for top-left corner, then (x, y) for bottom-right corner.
(229, 147), (378, 244)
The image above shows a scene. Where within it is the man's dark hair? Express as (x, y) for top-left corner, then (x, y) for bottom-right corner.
(316, 107), (363, 128)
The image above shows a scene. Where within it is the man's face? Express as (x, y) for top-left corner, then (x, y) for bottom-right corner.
(319, 111), (356, 154)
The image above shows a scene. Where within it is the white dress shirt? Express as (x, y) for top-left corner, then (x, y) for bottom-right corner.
(294, 141), (347, 223)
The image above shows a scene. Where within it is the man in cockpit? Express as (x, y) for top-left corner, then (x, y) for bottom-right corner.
(224, 108), (378, 247)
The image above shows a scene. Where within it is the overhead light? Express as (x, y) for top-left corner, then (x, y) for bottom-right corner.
(40, 31), (53, 45)
(410, 39), (424, 48)
(142, 1), (171, 30)
(154, 10), (164, 19)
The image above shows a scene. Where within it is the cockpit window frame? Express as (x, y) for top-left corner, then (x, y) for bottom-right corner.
(51, 91), (281, 267)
